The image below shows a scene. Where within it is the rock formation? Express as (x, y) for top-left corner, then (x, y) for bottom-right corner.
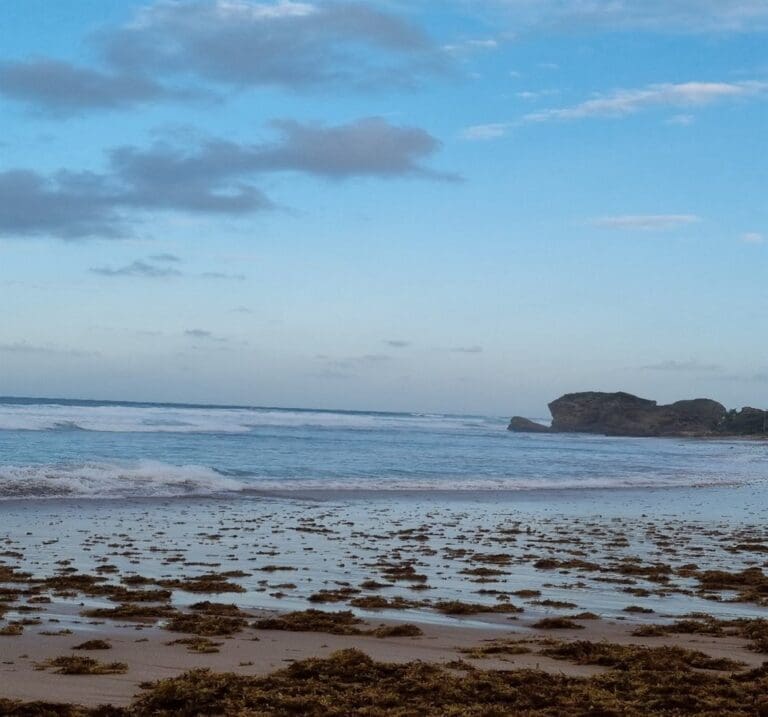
(509, 391), (767, 437)
(507, 416), (552, 433)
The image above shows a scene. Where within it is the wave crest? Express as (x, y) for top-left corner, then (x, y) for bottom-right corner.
(0, 461), (248, 500)
(0, 402), (501, 435)
(0, 460), (746, 500)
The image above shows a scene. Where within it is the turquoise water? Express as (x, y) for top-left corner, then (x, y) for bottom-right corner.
(1, 396), (767, 499)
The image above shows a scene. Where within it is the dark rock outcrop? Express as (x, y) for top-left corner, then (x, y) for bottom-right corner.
(549, 392), (727, 437)
(507, 416), (552, 433)
(509, 391), (767, 437)
(722, 407), (768, 435)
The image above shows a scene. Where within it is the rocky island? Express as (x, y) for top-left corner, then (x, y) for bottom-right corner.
(509, 391), (767, 437)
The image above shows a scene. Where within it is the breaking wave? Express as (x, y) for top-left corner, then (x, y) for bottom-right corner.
(0, 461), (248, 500)
(0, 400), (500, 435)
(0, 460), (748, 500)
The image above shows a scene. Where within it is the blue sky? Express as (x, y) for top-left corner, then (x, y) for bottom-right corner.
(1, 0), (767, 415)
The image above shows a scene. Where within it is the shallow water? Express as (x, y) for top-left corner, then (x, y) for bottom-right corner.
(2, 490), (767, 628)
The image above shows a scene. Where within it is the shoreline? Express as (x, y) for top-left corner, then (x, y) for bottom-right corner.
(2, 481), (767, 711)
(0, 474), (761, 505)
(2, 609), (765, 709)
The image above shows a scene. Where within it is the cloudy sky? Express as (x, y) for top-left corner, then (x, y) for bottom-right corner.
(1, 0), (767, 415)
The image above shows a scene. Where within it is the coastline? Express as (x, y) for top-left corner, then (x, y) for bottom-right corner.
(2, 609), (765, 709)
(2, 483), (767, 710)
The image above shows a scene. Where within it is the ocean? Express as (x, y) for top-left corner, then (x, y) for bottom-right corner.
(1, 396), (767, 500)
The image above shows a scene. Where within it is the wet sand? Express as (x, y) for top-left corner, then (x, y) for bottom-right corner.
(1, 614), (764, 708)
(1, 485), (767, 711)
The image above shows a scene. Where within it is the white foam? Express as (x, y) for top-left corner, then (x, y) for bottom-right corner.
(0, 460), (750, 500)
(0, 402), (501, 434)
(0, 460), (248, 500)
(239, 474), (743, 492)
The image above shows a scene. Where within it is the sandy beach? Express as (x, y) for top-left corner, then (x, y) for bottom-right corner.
(4, 0), (768, 710)
(1, 486), (767, 713)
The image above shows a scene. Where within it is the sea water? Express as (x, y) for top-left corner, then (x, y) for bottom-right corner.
(1, 396), (767, 500)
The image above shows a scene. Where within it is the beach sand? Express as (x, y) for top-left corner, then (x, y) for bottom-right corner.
(1, 486), (767, 713)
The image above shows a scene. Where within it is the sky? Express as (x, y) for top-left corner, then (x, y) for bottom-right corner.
(1, 0), (767, 416)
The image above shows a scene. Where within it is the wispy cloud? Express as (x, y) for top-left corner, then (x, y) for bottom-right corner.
(90, 259), (182, 277)
(591, 214), (701, 230)
(451, 345), (483, 353)
(313, 352), (393, 373)
(463, 80), (760, 139)
(714, 370), (768, 383)
(182, 328), (236, 347)
(384, 340), (411, 348)
(742, 232), (765, 244)
(461, 123), (512, 141)
(665, 113), (695, 126)
(150, 252), (182, 263)
(201, 271), (246, 281)
(640, 359), (722, 372)
(443, 38), (500, 55)
(356, 354), (392, 363)
(0, 341), (99, 357)
(488, 0), (768, 34)
(309, 369), (355, 380)
(525, 81), (767, 122)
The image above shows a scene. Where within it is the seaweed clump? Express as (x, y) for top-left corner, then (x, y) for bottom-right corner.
(72, 640), (111, 650)
(165, 637), (223, 653)
(348, 596), (422, 610)
(433, 600), (523, 616)
(532, 617), (584, 630)
(253, 610), (423, 638)
(369, 624), (423, 638)
(254, 609), (364, 635)
(37, 656), (128, 675)
(0, 623), (24, 636)
(541, 640), (745, 672)
(81, 603), (177, 620)
(157, 574), (246, 594)
(188, 601), (248, 616)
(632, 616), (768, 653)
(164, 613), (247, 637)
(5, 645), (768, 715)
(0, 699), (95, 716)
(460, 640), (533, 658)
(128, 647), (768, 716)
(696, 567), (768, 605)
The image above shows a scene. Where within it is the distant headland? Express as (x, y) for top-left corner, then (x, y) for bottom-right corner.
(509, 391), (767, 437)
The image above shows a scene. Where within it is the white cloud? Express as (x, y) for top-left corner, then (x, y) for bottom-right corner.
(451, 345), (483, 353)
(443, 38), (499, 53)
(488, 0), (768, 33)
(742, 232), (765, 244)
(213, 0), (317, 21)
(665, 113), (695, 125)
(591, 214), (701, 230)
(516, 89), (559, 100)
(640, 359), (721, 372)
(0, 342), (100, 357)
(460, 122), (511, 140)
(525, 81), (768, 122)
